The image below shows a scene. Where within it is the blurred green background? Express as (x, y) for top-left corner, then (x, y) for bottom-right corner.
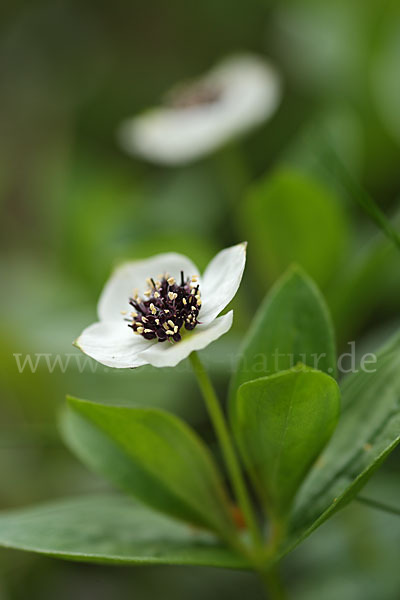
(1, 0), (400, 598)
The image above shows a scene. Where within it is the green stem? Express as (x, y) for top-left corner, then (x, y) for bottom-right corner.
(258, 564), (288, 600)
(318, 136), (400, 253)
(357, 495), (400, 517)
(189, 351), (263, 550)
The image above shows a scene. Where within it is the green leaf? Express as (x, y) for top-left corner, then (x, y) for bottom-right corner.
(229, 266), (337, 406)
(287, 330), (400, 551)
(239, 168), (349, 288)
(61, 398), (236, 544)
(233, 367), (340, 521)
(0, 494), (248, 569)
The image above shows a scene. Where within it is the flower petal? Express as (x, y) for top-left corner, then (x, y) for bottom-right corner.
(98, 253), (200, 321)
(199, 243), (246, 325)
(206, 53), (281, 136)
(138, 311), (233, 368)
(118, 54), (281, 166)
(75, 321), (151, 369)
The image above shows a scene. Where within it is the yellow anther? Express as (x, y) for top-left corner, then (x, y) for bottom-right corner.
(168, 319), (175, 328)
(167, 277), (175, 286)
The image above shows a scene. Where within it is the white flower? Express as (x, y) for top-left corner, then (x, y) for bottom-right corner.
(75, 243), (246, 369)
(118, 54), (281, 165)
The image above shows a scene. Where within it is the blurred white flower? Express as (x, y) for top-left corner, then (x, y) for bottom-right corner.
(118, 54), (281, 165)
(75, 243), (246, 368)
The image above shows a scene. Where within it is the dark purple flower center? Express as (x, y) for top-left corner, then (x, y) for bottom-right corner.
(126, 271), (201, 343)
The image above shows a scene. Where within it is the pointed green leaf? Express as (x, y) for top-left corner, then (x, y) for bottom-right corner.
(61, 398), (236, 544)
(239, 168), (349, 288)
(287, 330), (400, 549)
(230, 266), (336, 408)
(233, 367), (340, 521)
(0, 494), (248, 569)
